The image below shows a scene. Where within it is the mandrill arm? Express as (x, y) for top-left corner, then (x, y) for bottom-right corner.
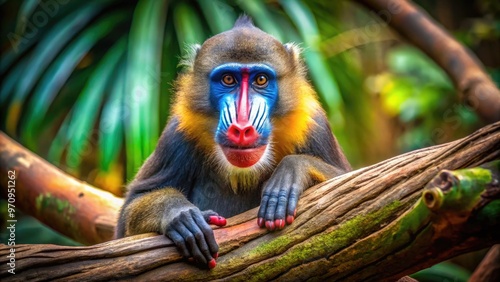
(258, 113), (351, 231)
(119, 188), (226, 268)
(115, 120), (227, 269)
(258, 155), (345, 230)
(116, 15), (351, 270)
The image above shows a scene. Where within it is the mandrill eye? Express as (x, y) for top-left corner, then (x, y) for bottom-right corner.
(254, 74), (268, 87)
(222, 74), (236, 86)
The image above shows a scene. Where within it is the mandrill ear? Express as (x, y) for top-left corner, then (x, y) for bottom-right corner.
(283, 42), (302, 62)
(179, 44), (201, 72)
(283, 42), (305, 74)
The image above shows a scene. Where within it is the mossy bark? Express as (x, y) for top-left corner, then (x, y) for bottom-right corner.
(0, 132), (122, 245)
(0, 123), (498, 281)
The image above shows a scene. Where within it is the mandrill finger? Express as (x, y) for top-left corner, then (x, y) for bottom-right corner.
(257, 217), (265, 227)
(208, 215), (227, 226)
(274, 218), (285, 230)
(286, 209), (297, 225)
(184, 213), (214, 266)
(166, 229), (191, 259)
(258, 177), (277, 228)
(264, 190), (280, 231)
(286, 184), (300, 224)
(202, 210), (227, 227)
(176, 222), (207, 265)
(258, 193), (270, 227)
(193, 211), (220, 259)
(274, 186), (291, 230)
(208, 258), (217, 269)
(265, 220), (275, 231)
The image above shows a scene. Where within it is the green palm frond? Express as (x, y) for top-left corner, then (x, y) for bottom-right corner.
(281, 0), (343, 124)
(55, 36), (126, 172)
(125, 0), (168, 177)
(197, 0), (236, 34)
(19, 3), (113, 147)
(1, 0), (360, 183)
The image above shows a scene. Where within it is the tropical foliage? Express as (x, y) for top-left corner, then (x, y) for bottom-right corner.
(2, 0), (491, 193)
(1, 0), (498, 279)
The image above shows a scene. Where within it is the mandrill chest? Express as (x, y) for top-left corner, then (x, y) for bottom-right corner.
(186, 62), (282, 218)
(189, 173), (264, 217)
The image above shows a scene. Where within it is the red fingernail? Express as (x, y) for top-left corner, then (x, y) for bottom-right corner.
(257, 218), (264, 227)
(286, 215), (294, 225)
(275, 219), (285, 229)
(218, 216), (227, 226)
(208, 259), (217, 269)
(213, 252), (219, 260)
(209, 216), (216, 224)
(209, 216), (227, 226)
(265, 221), (275, 231)
(188, 257), (195, 263)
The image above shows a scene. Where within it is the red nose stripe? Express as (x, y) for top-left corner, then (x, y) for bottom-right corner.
(237, 71), (250, 123)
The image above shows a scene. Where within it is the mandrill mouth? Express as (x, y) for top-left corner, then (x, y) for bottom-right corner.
(220, 145), (267, 168)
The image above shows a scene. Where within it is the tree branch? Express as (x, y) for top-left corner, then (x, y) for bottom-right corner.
(470, 245), (500, 282)
(0, 122), (498, 281)
(354, 0), (500, 122)
(0, 132), (122, 245)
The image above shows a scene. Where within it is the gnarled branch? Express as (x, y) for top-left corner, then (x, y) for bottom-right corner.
(0, 132), (122, 245)
(354, 0), (500, 122)
(0, 122), (498, 281)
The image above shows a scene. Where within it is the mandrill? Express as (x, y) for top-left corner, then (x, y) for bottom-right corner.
(116, 16), (350, 269)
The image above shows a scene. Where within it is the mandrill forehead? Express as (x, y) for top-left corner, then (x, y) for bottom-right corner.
(194, 27), (296, 76)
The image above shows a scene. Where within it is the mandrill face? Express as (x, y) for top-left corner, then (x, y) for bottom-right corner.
(210, 62), (277, 168)
(192, 18), (303, 170)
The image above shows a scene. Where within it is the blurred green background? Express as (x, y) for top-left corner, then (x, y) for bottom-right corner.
(0, 0), (499, 280)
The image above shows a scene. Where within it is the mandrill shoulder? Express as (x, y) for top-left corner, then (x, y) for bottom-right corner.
(272, 83), (350, 171)
(271, 81), (323, 161)
(126, 117), (202, 197)
(297, 112), (351, 172)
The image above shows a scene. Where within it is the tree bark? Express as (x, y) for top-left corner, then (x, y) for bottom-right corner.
(354, 0), (500, 123)
(0, 132), (122, 245)
(469, 245), (500, 282)
(0, 122), (498, 281)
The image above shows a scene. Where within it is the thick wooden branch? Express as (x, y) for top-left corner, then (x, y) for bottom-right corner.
(354, 0), (500, 122)
(0, 132), (122, 245)
(0, 123), (498, 281)
(470, 245), (500, 282)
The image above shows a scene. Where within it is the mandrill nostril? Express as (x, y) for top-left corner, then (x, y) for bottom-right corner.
(227, 124), (259, 146)
(229, 126), (240, 138)
(243, 127), (255, 138)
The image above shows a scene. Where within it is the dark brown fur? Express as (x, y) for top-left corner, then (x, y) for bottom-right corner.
(116, 16), (350, 268)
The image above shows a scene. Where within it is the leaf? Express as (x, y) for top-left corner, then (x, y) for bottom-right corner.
(15, 3), (107, 142)
(14, 0), (39, 36)
(0, 57), (27, 123)
(173, 2), (206, 50)
(63, 37), (127, 171)
(1, 1), (90, 75)
(125, 0), (169, 177)
(388, 46), (453, 89)
(39, 11), (128, 162)
(411, 261), (471, 282)
(237, 0), (285, 41)
(99, 61), (126, 172)
(158, 22), (180, 127)
(197, 0), (236, 34)
(280, 0), (343, 121)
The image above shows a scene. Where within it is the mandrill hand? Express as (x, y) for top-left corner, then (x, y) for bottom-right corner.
(257, 156), (303, 231)
(163, 208), (226, 269)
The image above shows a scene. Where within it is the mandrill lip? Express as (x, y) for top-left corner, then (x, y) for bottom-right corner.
(220, 145), (267, 168)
